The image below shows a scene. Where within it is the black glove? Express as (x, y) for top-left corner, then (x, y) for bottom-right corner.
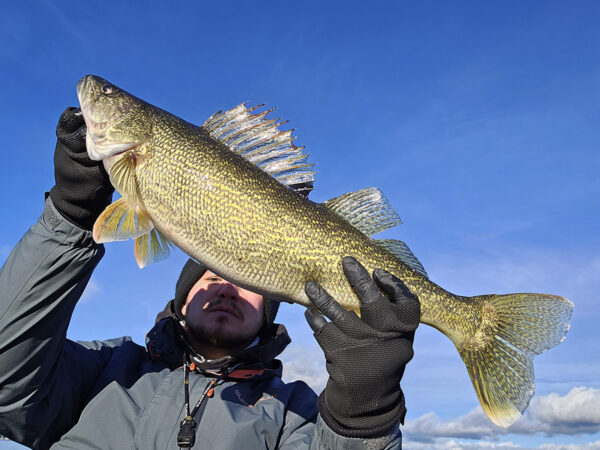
(48, 107), (114, 230)
(304, 256), (420, 438)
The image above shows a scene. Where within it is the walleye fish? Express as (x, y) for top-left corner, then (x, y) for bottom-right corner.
(78, 74), (573, 427)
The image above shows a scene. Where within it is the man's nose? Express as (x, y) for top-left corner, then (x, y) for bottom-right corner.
(216, 282), (239, 299)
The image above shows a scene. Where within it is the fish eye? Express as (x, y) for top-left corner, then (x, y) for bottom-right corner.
(101, 84), (115, 94)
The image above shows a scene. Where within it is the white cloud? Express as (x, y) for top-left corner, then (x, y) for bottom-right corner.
(404, 439), (600, 450)
(279, 344), (328, 393)
(515, 387), (600, 436)
(404, 408), (502, 443)
(80, 278), (101, 302)
(404, 387), (600, 444)
(404, 440), (524, 449)
(538, 443), (600, 450)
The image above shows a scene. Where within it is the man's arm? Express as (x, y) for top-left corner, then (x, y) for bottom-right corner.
(0, 198), (108, 447)
(0, 108), (115, 448)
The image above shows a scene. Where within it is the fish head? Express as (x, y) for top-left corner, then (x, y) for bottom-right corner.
(77, 75), (153, 161)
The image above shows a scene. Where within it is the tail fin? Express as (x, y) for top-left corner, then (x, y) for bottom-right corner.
(457, 293), (573, 427)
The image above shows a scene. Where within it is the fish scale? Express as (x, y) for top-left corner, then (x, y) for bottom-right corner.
(78, 74), (573, 428)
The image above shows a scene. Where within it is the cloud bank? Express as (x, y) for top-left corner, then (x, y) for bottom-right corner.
(520, 387), (600, 436)
(404, 439), (600, 450)
(404, 387), (600, 444)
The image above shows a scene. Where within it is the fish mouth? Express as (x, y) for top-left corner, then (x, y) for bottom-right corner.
(76, 75), (90, 100)
(76, 75), (103, 117)
(77, 74), (109, 102)
(76, 74), (96, 94)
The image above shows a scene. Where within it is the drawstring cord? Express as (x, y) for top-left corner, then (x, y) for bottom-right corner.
(177, 354), (240, 449)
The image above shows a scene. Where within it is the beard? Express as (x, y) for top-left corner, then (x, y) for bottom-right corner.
(185, 317), (259, 351)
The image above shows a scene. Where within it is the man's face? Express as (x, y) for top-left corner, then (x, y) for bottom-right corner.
(181, 270), (265, 351)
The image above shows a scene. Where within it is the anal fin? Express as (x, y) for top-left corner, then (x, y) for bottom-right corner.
(134, 229), (171, 268)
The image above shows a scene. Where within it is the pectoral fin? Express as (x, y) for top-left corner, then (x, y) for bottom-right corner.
(108, 152), (140, 202)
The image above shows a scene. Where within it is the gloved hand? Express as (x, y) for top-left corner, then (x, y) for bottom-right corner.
(304, 256), (420, 438)
(49, 107), (114, 230)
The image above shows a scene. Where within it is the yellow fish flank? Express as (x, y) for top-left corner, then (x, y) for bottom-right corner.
(78, 74), (573, 428)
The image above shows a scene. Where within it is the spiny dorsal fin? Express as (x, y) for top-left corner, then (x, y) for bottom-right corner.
(374, 239), (428, 278)
(134, 228), (171, 268)
(203, 103), (315, 195)
(93, 197), (154, 243)
(323, 188), (402, 236)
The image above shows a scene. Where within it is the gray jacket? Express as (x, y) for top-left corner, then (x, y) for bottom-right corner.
(0, 198), (401, 449)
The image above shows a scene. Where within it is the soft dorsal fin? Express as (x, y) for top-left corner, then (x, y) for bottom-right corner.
(374, 239), (428, 278)
(203, 103), (315, 195)
(323, 187), (402, 236)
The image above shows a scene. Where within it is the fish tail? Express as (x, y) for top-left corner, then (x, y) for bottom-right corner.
(456, 293), (573, 427)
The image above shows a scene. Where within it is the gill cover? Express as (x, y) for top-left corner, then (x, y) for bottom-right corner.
(77, 75), (153, 161)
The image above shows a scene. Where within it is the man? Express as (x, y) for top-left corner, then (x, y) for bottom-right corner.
(0, 108), (420, 449)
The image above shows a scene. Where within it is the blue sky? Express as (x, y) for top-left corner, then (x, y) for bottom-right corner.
(1, 1), (599, 448)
